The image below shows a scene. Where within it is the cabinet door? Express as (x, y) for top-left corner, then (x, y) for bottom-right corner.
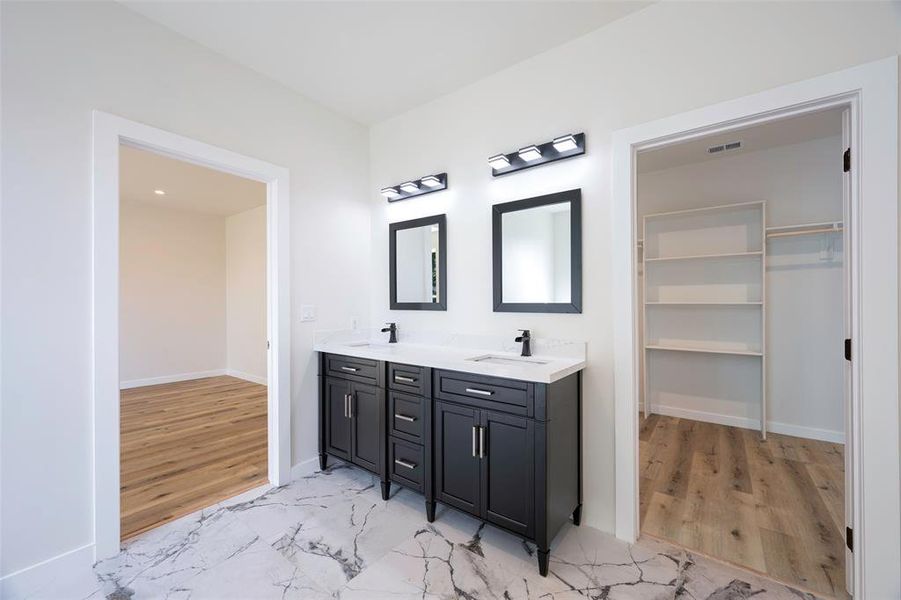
(350, 382), (385, 475)
(325, 377), (352, 460)
(435, 401), (481, 515)
(480, 410), (534, 537)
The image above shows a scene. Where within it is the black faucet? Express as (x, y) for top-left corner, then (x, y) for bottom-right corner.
(515, 329), (531, 357)
(381, 322), (398, 343)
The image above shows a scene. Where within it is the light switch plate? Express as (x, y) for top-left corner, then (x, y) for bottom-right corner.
(300, 305), (317, 322)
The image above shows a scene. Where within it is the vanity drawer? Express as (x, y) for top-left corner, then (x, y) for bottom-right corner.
(389, 437), (424, 492)
(324, 354), (381, 385)
(389, 390), (424, 443)
(388, 363), (427, 396)
(434, 370), (533, 417)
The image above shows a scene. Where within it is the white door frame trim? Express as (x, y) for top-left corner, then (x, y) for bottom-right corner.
(611, 57), (899, 598)
(91, 111), (291, 560)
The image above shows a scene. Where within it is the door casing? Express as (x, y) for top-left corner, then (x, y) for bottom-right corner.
(611, 57), (899, 598)
(92, 111), (292, 561)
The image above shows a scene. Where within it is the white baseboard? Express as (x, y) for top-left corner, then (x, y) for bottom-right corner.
(226, 369), (268, 385)
(120, 369), (226, 389)
(651, 404), (844, 444)
(0, 543), (98, 600)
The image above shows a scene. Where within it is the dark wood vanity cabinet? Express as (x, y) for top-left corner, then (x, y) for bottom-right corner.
(318, 352), (582, 576)
(319, 354), (389, 499)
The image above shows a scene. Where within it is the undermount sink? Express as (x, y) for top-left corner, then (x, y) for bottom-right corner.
(343, 341), (391, 348)
(466, 354), (549, 366)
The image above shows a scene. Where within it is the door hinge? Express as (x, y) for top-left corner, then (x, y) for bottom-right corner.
(844, 338), (852, 362)
(267, 340), (270, 350)
(846, 526), (853, 552)
(843, 148), (851, 173)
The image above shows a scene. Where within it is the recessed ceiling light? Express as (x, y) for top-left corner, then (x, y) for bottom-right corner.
(154, 189), (166, 195)
(399, 181), (419, 193)
(420, 175), (441, 188)
(380, 187), (401, 199)
(488, 154), (511, 170)
(518, 145), (542, 162)
(552, 134), (578, 152)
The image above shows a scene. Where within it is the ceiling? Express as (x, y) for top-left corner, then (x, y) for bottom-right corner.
(638, 107), (844, 173)
(122, 1), (651, 124)
(120, 145), (266, 216)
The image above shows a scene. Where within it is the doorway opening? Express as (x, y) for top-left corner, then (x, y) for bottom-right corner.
(92, 111), (291, 560)
(118, 145), (269, 539)
(634, 108), (849, 597)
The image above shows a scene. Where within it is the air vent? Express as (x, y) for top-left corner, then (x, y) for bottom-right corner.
(707, 140), (742, 154)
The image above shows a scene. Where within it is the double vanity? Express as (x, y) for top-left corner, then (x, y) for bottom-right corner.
(315, 334), (585, 575)
(317, 187), (586, 574)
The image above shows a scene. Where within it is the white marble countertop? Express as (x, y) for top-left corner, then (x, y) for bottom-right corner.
(313, 330), (585, 384)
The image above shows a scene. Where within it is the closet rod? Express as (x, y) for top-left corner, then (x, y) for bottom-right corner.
(766, 221), (842, 239)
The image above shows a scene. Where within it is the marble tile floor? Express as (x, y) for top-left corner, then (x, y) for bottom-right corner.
(65, 464), (821, 599)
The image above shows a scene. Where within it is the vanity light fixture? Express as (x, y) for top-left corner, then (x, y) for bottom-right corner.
(381, 186), (401, 200)
(154, 189), (166, 195)
(488, 154), (511, 170)
(518, 145), (542, 162)
(381, 173), (447, 202)
(489, 132), (586, 177)
(552, 134), (578, 152)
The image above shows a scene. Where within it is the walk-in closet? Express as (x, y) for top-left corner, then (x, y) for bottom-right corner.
(636, 108), (849, 599)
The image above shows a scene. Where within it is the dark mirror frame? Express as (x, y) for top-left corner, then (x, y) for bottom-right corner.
(390, 214), (448, 311)
(492, 189), (582, 313)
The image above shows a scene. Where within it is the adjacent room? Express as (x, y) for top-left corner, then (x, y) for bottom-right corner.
(2, 2), (899, 600)
(118, 145), (268, 539)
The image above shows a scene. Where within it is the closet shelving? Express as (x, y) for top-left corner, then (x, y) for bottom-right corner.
(641, 201), (767, 437)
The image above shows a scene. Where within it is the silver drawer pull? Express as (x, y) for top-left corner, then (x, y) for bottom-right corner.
(394, 375), (416, 383)
(472, 425), (478, 457)
(465, 387), (493, 396)
(394, 458), (417, 470)
(340, 366), (359, 372)
(394, 413), (417, 422)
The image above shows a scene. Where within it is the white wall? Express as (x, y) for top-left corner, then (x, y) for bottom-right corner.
(638, 136), (844, 441)
(120, 201), (227, 384)
(226, 205), (267, 382)
(1, 0), (370, 580)
(369, 0), (901, 537)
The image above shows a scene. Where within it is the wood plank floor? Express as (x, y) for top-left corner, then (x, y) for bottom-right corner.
(120, 375), (268, 540)
(640, 414), (847, 599)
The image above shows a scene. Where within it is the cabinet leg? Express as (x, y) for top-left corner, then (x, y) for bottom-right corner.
(380, 480), (391, 501)
(318, 453), (327, 471)
(572, 504), (582, 526)
(425, 500), (436, 523)
(537, 547), (550, 577)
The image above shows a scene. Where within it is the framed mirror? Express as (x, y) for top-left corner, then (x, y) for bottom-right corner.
(492, 189), (582, 313)
(390, 214), (447, 310)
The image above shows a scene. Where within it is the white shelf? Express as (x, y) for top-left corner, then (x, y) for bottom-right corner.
(645, 344), (763, 357)
(642, 200), (766, 437)
(644, 251), (762, 263)
(645, 301), (762, 306)
(644, 200), (765, 221)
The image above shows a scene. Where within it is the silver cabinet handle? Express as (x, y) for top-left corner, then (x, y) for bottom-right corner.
(465, 387), (493, 396)
(348, 394), (353, 418)
(341, 366), (359, 372)
(472, 425), (478, 457)
(394, 458), (417, 470)
(394, 414), (416, 422)
(343, 394), (348, 418)
(479, 426), (486, 459)
(394, 375), (415, 383)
